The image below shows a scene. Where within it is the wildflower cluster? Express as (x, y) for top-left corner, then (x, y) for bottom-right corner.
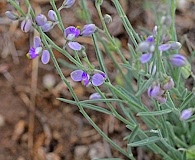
(26, 36), (50, 64)
(147, 75), (174, 104)
(6, 0), (105, 86)
(138, 26), (186, 67)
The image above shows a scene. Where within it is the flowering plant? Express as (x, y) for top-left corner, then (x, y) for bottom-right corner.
(6, 0), (195, 159)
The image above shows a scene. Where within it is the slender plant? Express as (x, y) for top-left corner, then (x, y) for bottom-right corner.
(6, 0), (195, 159)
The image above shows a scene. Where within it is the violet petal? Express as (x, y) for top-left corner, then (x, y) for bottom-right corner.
(41, 50), (50, 64)
(68, 42), (82, 51)
(34, 36), (41, 48)
(140, 53), (152, 63)
(158, 44), (171, 51)
(92, 73), (105, 86)
(70, 70), (84, 82)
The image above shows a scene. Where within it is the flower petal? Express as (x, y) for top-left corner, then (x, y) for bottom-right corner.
(89, 93), (101, 100)
(68, 42), (82, 51)
(140, 53), (152, 63)
(169, 54), (186, 67)
(34, 36), (41, 48)
(158, 44), (171, 51)
(70, 70), (84, 82)
(41, 50), (50, 64)
(92, 73), (105, 86)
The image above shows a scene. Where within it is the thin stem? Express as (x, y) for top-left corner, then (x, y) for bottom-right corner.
(95, 2), (128, 64)
(50, 0), (64, 31)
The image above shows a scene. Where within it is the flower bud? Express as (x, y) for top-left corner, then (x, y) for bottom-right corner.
(21, 18), (32, 32)
(180, 109), (193, 120)
(169, 41), (182, 50)
(48, 10), (58, 22)
(169, 54), (187, 67)
(81, 24), (97, 36)
(89, 93), (101, 100)
(153, 26), (158, 37)
(41, 21), (53, 32)
(162, 76), (174, 90)
(5, 11), (19, 21)
(35, 14), (47, 26)
(104, 14), (112, 24)
(62, 0), (76, 8)
(149, 63), (156, 75)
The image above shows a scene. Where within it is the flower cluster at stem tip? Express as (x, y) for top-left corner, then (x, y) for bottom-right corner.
(6, 0), (106, 87)
(138, 26), (187, 67)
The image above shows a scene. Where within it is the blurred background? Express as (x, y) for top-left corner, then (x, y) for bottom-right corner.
(0, 0), (194, 159)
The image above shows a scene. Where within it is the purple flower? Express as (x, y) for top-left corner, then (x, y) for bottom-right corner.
(48, 10), (58, 22)
(64, 26), (80, 40)
(89, 93), (101, 100)
(26, 47), (39, 59)
(62, 0), (76, 8)
(146, 36), (155, 43)
(180, 109), (193, 120)
(5, 11), (19, 21)
(148, 82), (163, 98)
(64, 26), (82, 50)
(169, 54), (187, 67)
(26, 36), (50, 64)
(81, 24), (97, 36)
(35, 14), (47, 26)
(21, 18), (32, 32)
(140, 53), (152, 63)
(70, 70), (106, 86)
(41, 50), (50, 64)
(71, 70), (90, 86)
(41, 21), (53, 32)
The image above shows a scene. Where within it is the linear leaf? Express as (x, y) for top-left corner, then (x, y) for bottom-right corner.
(81, 99), (126, 104)
(57, 98), (112, 115)
(128, 136), (160, 147)
(135, 78), (153, 97)
(137, 109), (173, 116)
(179, 93), (195, 111)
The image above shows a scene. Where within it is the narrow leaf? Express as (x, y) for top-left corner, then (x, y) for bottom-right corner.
(128, 136), (160, 147)
(137, 109), (173, 116)
(81, 99), (126, 104)
(179, 93), (195, 111)
(57, 98), (112, 115)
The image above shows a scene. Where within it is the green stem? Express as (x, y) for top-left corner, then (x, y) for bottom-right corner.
(50, 0), (64, 31)
(95, 2), (128, 64)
